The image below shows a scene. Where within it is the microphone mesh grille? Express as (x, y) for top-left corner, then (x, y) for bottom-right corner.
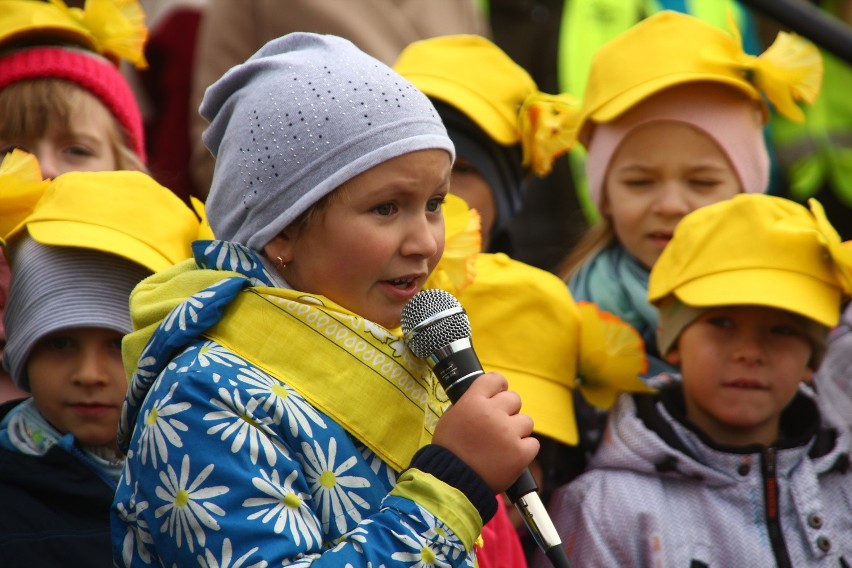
(401, 289), (472, 360)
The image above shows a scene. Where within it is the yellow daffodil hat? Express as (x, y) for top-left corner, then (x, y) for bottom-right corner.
(649, 194), (852, 363)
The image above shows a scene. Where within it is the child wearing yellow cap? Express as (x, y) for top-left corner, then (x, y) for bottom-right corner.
(394, 34), (575, 255)
(113, 33), (538, 568)
(447, 249), (650, 561)
(539, 193), (852, 567)
(0, 0), (149, 174)
(0, 0), (151, 403)
(0, 152), (199, 566)
(555, 10), (823, 377)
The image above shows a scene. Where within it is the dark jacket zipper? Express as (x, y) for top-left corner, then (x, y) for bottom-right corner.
(763, 446), (793, 568)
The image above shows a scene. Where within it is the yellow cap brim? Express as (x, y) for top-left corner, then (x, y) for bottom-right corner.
(27, 220), (175, 273)
(484, 361), (579, 446)
(673, 268), (841, 328)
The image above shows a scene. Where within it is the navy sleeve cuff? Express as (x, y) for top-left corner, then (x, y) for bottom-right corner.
(408, 444), (497, 523)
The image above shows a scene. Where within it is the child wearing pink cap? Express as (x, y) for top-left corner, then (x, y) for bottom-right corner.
(556, 10), (823, 378)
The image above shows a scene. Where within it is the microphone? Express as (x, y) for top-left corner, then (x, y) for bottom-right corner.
(402, 288), (572, 568)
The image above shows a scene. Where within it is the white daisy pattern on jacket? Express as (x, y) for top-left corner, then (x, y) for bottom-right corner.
(154, 454), (229, 552)
(112, 241), (478, 566)
(203, 387), (287, 466)
(197, 537), (268, 568)
(138, 382), (190, 468)
(244, 468), (323, 548)
(301, 437), (372, 534)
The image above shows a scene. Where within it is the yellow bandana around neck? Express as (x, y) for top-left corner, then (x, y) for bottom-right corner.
(203, 288), (449, 471)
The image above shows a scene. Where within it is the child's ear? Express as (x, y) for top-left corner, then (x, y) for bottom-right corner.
(262, 233), (293, 266)
(664, 345), (681, 366)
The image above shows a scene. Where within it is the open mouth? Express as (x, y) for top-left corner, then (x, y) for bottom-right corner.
(387, 277), (415, 289)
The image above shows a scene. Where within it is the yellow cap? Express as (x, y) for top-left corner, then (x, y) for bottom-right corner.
(394, 34), (579, 175)
(394, 34), (537, 146)
(649, 194), (852, 328)
(457, 253), (651, 445)
(0, 0), (148, 67)
(458, 253), (581, 445)
(576, 10), (822, 143)
(6, 170), (200, 272)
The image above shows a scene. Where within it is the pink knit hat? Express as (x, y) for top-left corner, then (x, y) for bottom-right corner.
(0, 46), (146, 162)
(0, 0), (149, 163)
(585, 82), (768, 211)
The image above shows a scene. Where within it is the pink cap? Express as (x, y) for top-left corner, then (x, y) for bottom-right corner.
(585, 82), (767, 211)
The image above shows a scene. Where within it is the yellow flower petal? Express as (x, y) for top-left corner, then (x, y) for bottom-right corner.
(519, 92), (580, 176)
(808, 198), (852, 295)
(702, 15), (822, 124)
(83, 0), (149, 68)
(752, 32), (822, 123)
(0, 150), (50, 239)
(576, 302), (653, 410)
(50, 0), (149, 68)
(425, 194), (480, 295)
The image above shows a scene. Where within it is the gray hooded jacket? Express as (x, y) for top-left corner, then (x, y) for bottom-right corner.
(536, 382), (852, 568)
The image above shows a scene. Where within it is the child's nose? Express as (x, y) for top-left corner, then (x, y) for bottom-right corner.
(72, 350), (112, 385)
(732, 331), (766, 364)
(401, 215), (440, 258)
(37, 152), (60, 180)
(652, 184), (690, 216)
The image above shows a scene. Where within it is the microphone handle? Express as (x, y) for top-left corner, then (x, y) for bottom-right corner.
(432, 351), (573, 568)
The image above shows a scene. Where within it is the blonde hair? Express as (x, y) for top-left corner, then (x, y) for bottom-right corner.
(0, 79), (145, 172)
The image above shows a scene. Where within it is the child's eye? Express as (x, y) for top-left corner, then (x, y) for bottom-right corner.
(42, 336), (75, 350)
(65, 145), (95, 158)
(372, 203), (396, 216)
(690, 179), (721, 188)
(770, 324), (800, 336)
(705, 316), (733, 328)
(623, 178), (653, 187)
(426, 196), (445, 213)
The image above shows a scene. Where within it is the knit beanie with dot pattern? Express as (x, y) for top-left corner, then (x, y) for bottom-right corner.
(201, 32), (455, 251)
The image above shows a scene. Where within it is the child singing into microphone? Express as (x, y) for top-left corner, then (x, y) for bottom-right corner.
(112, 33), (538, 567)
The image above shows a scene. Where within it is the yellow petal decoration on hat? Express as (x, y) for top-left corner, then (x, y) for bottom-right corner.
(0, 149), (49, 241)
(519, 91), (581, 176)
(808, 198), (852, 296)
(424, 193), (480, 296)
(50, 0), (148, 68)
(575, 302), (654, 410)
(752, 31), (822, 122)
(703, 12), (821, 123)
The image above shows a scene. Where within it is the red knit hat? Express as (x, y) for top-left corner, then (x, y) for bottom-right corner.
(0, 0), (149, 162)
(0, 47), (146, 162)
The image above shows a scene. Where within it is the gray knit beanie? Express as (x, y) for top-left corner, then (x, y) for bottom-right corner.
(201, 32), (456, 251)
(2, 237), (151, 390)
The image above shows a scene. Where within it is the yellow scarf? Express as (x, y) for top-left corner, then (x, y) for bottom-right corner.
(204, 288), (449, 472)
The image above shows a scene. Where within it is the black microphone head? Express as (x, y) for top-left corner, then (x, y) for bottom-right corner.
(401, 289), (472, 360)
